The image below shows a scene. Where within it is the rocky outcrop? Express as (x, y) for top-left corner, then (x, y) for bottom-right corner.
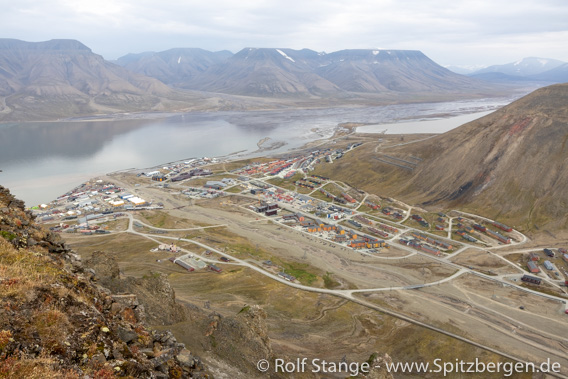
(0, 186), (68, 253)
(84, 251), (188, 325)
(0, 185), (210, 378)
(361, 353), (395, 379)
(200, 305), (273, 376)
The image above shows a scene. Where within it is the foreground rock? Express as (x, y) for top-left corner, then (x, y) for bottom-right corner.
(0, 185), (210, 378)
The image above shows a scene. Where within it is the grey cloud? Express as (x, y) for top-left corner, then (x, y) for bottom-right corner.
(0, 0), (566, 66)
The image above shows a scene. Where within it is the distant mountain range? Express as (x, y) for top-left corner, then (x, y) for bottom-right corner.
(0, 38), (553, 121)
(117, 47), (494, 98)
(448, 57), (568, 84)
(473, 57), (565, 77)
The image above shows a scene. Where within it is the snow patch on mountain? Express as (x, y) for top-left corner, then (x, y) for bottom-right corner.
(276, 49), (295, 62)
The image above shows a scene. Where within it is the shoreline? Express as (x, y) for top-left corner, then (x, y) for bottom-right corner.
(7, 99), (514, 207)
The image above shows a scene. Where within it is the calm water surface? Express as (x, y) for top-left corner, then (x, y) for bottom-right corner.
(0, 97), (516, 206)
(357, 111), (495, 134)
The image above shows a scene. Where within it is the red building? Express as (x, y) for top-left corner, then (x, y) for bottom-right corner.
(527, 261), (540, 273)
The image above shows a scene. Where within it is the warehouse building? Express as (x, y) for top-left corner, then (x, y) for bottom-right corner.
(527, 261), (540, 273)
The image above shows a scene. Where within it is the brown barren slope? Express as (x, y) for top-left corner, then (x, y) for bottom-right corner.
(315, 83), (568, 232)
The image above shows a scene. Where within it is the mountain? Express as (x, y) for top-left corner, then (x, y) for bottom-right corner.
(530, 63), (568, 83)
(182, 47), (341, 97)
(473, 57), (565, 77)
(0, 39), (210, 121)
(314, 83), (568, 231)
(468, 72), (533, 83)
(445, 65), (486, 75)
(113, 47), (495, 97)
(115, 48), (233, 86)
(181, 47), (495, 98)
(316, 49), (484, 93)
(470, 57), (566, 83)
(0, 40), (523, 121)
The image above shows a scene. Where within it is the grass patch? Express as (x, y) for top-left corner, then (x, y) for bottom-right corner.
(266, 173), (309, 192)
(283, 262), (318, 285)
(137, 210), (209, 229)
(229, 243), (268, 260)
(225, 185), (244, 193)
(0, 239), (69, 300)
(100, 218), (128, 231)
(237, 305), (251, 314)
(310, 190), (334, 203)
(323, 272), (341, 289)
(0, 231), (17, 241)
(519, 283), (568, 298)
(265, 178), (295, 191)
(504, 253), (528, 272)
(356, 203), (374, 213)
(296, 186), (315, 194)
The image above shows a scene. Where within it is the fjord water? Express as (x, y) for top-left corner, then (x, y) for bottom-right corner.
(357, 110), (495, 134)
(0, 97), (514, 206)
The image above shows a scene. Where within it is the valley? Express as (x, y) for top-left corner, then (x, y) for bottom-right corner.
(37, 127), (568, 377)
(2, 39), (567, 375)
(1, 2), (567, 377)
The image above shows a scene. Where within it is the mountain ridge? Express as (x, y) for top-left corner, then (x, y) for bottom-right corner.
(469, 57), (567, 84)
(0, 39), (526, 121)
(0, 38), (221, 121)
(472, 57), (566, 77)
(169, 47), (497, 97)
(115, 48), (233, 86)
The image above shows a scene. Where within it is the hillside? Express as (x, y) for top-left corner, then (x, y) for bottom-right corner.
(531, 63), (568, 83)
(315, 83), (568, 232)
(0, 39), (218, 121)
(115, 48), (233, 86)
(183, 48), (342, 97)
(179, 47), (499, 98)
(316, 49), (483, 93)
(0, 185), (211, 377)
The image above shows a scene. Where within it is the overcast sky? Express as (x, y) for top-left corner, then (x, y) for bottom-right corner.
(1, 0), (567, 67)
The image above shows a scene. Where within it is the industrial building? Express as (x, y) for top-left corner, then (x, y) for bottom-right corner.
(209, 264), (222, 273)
(368, 227), (389, 238)
(410, 232), (453, 250)
(527, 261), (540, 273)
(204, 181), (227, 190)
(491, 221), (513, 232)
(486, 229), (511, 244)
(354, 215), (373, 225)
(521, 275), (541, 285)
(128, 196), (146, 206)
